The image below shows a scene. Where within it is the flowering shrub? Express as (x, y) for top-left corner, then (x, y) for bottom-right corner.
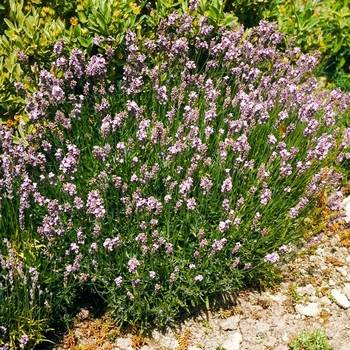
(1, 12), (350, 348)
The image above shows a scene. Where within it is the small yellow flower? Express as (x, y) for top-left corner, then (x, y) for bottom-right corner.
(6, 119), (14, 128)
(319, 36), (325, 51)
(113, 9), (121, 18)
(130, 2), (141, 15)
(278, 123), (287, 135)
(70, 17), (79, 26)
(21, 114), (30, 123)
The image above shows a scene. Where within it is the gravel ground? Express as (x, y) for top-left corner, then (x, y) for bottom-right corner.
(54, 198), (350, 350)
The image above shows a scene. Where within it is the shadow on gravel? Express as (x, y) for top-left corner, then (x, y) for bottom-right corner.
(35, 286), (107, 350)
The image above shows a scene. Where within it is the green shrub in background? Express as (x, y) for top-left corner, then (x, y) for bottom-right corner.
(0, 0), (143, 119)
(223, 0), (350, 91)
(268, 0), (350, 90)
(0, 0), (237, 120)
(223, 0), (276, 27)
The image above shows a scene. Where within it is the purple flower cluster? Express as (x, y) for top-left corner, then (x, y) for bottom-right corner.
(86, 190), (105, 219)
(86, 55), (107, 77)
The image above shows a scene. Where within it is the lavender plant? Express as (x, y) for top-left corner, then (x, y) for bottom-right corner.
(1, 13), (350, 348)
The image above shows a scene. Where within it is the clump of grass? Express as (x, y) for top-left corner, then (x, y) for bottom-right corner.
(289, 329), (332, 350)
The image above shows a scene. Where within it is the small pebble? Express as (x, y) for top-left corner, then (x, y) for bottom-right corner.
(343, 284), (350, 300)
(295, 302), (321, 317)
(331, 289), (350, 309)
(221, 332), (242, 350)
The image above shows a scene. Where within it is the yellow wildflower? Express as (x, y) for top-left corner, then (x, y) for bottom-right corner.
(6, 119), (14, 128)
(70, 17), (79, 26)
(113, 10), (121, 18)
(130, 2), (141, 15)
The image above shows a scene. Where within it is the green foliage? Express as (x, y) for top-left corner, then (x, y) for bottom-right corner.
(0, 0), (145, 118)
(0, 0), (238, 120)
(212, 0), (350, 90)
(0, 0), (66, 116)
(224, 0), (277, 27)
(0, 230), (77, 349)
(268, 0), (350, 90)
(289, 329), (332, 350)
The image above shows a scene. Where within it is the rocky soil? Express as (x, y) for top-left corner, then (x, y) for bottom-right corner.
(55, 200), (350, 350)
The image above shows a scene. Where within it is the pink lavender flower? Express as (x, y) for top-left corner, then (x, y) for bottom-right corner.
(53, 40), (64, 55)
(59, 143), (80, 174)
(289, 197), (309, 218)
(86, 55), (107, 77)
(19, 334), (29, 348)
(189, 0), (200, 10)
(200, 176), (213, 194)
(221, 177), (232, 193)
(86, 190), (105, 219)
(211, 238), (227, 253)
(165, 243), (173, 255)
(179, 177), (193, 195)
(92, 144), (111, 162)
(260, 188), (272, 205)
(128, 257), (140, 273)
(278, 245), (289, 253)
(264, 252), (280, 264)
(218, 220), (231, 232)
(63, 182), (77, 196)
(268, 134), (277, 144)
(17, 50), (28, 62)
(103, 237), (121, 251)
(90, 242), (98, 252)
(114, 276), (123, 287)
(52, 85), (64, 102)
(186, 197), (197, 210)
